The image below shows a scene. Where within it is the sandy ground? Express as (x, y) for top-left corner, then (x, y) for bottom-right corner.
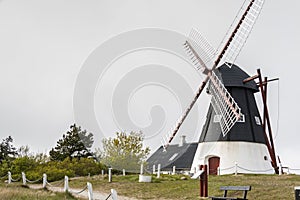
(29, 184), (136, 200)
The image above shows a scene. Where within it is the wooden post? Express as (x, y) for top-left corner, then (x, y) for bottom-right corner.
(157, 164), (161, 178)
(22, 172), (26, 185)
(108, 168), (112, 182)
(199, 165), (208, 197)
(279, 165), (282, 175)
(111, 189), (118, 200)
(87, 182), (94, 200)
(140, 163), (144, 175)
(257, 69), (279, 174)
(42, 174), (47, 188)
(101, 170), (104, 176)
(152, 165), (156, 174)
(172, 166), (176, 175)
(123, 169), (126, 176)
(8, 171), (11, 184)
(64, 176), (69, 192)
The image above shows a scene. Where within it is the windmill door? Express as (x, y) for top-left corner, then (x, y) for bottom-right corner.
(208, 156), (220, 175)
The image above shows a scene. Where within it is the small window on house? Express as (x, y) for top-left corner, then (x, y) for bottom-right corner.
(213, 115), (221, 123)
(264, 156), (268, 161)
(169, 153), (178, 161)
(237, 114), (245, 123)
(254, 116), (261, 125)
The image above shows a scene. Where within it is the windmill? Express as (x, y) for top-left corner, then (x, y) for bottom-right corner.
(160, 0), (279, 174)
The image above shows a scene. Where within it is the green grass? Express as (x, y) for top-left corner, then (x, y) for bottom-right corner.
(67, 174), (300, 199)
(0, 183), (78, 200)
(2, 174), (300, 199)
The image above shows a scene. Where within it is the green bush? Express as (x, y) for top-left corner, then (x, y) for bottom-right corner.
(0, 156), (108, 182)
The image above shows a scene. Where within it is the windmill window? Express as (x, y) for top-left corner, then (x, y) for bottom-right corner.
(254, 116), (261, 125)
(169, 153), (178, 161)
(237, 114), (245, 123)
(213, 115), (221, 123)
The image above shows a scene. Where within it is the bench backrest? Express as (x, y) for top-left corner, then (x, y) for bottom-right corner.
(220, 186), (251, 191)
(220, 186), (251, 199)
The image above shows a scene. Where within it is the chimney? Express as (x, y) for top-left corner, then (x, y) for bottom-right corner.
(179, 135), (186, 147)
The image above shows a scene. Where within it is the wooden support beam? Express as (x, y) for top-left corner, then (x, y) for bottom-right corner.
(257, 69), (279, 174)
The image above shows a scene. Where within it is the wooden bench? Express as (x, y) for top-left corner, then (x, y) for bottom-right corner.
(211, 186), (251, 200)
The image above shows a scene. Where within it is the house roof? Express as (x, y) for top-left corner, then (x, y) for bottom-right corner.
(146, 143), (198, 171)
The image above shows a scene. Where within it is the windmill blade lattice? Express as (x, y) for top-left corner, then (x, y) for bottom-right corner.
(209, 71), (242, 136)
(219, 0), (265, 67)
(185, 28), (216, 72)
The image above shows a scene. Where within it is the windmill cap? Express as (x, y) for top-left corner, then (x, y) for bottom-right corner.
(216, 63), (259, 92)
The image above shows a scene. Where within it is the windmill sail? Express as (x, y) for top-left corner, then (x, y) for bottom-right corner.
(162, 0), (265, 149)
(218, 0), (265, 66)
(186, 28), (216, 72)
(209, 71), (242, 136)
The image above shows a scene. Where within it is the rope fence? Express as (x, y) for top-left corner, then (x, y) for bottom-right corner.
(46, 179), (64, 187)
(152, 163), (300, 176)
(70, 185), (88, 194)
(2, 171), (118, 200)
(0, 174), (7, 179)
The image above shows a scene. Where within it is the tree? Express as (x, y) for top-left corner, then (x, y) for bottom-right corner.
(49, 124), (94, 161)
(101, 131), (150, 173)
(0, 136), (18, 162)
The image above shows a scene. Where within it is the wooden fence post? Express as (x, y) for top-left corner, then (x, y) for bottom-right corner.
(199, 165), (208, 197)
(8, 171), (11, 184)
(87, 182), (94, 200)
(172, 166), (176, 175)
(42, 173), (47, 188)
(22, 172), (26, 185)
(140, 163), (144, 175)
(108, 168), (112, 183)
(64, 176), (69, 192)
(157, 164), (161, 178)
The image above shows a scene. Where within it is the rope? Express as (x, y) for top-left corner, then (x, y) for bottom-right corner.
(288, 168), (300, 171)
(11, 177), (21, 182)
(0, 174), (7, 179)
(220, 166), (235, 171)
(46, 179), (64, 187)
(70, 185), (88, 194)
(105, 193), (112, 200)
(237, 165), (274, 173)
(26, 177), (42, 183)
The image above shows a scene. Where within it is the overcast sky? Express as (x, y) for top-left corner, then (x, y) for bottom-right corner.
(0, 0), (299, 169)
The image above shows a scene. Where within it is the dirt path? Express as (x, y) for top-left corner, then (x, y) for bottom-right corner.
(29, 184), (136, 200)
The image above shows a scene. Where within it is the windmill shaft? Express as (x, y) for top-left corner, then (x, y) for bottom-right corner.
(166, 76), (209, 147)
(214, 0), (255, 67)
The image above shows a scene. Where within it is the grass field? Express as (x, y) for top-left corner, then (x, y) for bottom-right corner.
(0, 183), (78, 200)
(66, 174), (300, 199)
(1, 174), (300, 199)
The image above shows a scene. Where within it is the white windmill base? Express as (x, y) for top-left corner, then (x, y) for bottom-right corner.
(190, 141), (274, 175)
